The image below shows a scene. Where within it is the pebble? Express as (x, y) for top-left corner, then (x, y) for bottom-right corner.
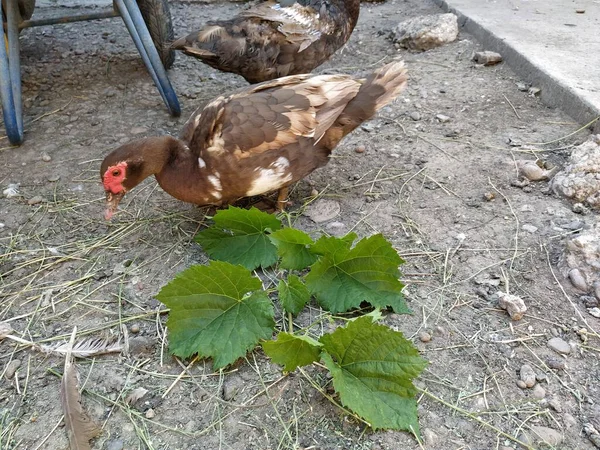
(594, 281), (600, 301)
(130, 324), (140, 334)
(568, 268), (588, 291)
(41, 152), (52, 162)
(4, 359), (21, 379)
(409, 111), (421, 121)
(546, 356), (566, 370)
(548, 398), (563, 412)
(588, 307), (600, 318)
(421, 428), (438, 446)
(516, 380), (527, 389)
(47, 175), (60, 182)
(304, 199), (341, 223)
(519, 426), (563, 447)
(27, 196), (44, 205)
(563, 413), (577, 429)
(522, 224), (538, 233)
(531, 384), (546, 399)
(548, 337), (571, 354)
(472, 50), (503, 65)
(498, 292), (527, 320)
(419, 332), (431, 343)
(435, 114), (450, 123)
(355, 145), (365, 153)
(519, 364), (536, 388)
(222, 375), (243, 401)
(130, 126), (148, 135)
(145, 408), (155, 419)
(581, 295), (598, 308)
(106, 440), (124, 450)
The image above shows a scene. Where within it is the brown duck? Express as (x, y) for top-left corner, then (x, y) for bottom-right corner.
(170, 0), (360, 83)
(100, 61), (407, 220)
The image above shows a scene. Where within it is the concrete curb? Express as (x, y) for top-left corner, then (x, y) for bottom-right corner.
(432, 0), (600, 133)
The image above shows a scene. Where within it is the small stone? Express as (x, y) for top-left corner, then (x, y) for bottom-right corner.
(497, 292), (527, 320)
(4, 359), (21, 379)
(588, 307), (600, 318)
(130, 126), (148, 135)
(435, 114), (450, 123)
(522, 224), (538, 233)
(435, 325), (446, 335)
(106, 439), (124, 450)
(27, 195), (44, 205)
(516, 379), (527, 389)
(517, 82), (529, 92)
(419, 332), (431, 343)
(519, 426), (563, 447)
(548, 398), (562, 412)
(528, 87), (541, 97)
(145, 408), (155, 419)
(41, 152), (52, 162)
(130, 324), (140, 334)
(563, 413), (577, 429)
(519, 364), (536, 388)
(472, 50), (503, 65)
(594, 281), (600, 301)
(546, 356), (566, 370)
(548, 337), (571, 354)
(355, 145), (366, 153)
(47, 175), (60, 182)
(409, 111), (421, 121)
(532, 384), (546, 399)
(421, 428), (437, 446)
(517, 160), (554, 181)
(483, 192), (495, 201)
(222, 375), (243, 401)
(310, 188), (319, 197)
(568, 268), (588, 291)
(580, 295), (598, 308)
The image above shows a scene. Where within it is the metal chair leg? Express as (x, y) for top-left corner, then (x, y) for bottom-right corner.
(0, 0), (24, 145)
(114, 0), (181, 117)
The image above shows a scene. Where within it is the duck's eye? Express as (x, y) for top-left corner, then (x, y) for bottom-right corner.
(112, 170), (121, 177)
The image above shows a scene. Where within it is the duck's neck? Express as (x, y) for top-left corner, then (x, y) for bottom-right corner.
(148, 136), (218, 205)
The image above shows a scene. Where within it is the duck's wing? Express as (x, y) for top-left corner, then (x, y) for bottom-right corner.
(186, 74), (361, 159)
(239, 1), (332, 52)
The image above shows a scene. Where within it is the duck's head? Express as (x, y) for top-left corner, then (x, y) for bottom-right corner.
(100, 139), (156, 220)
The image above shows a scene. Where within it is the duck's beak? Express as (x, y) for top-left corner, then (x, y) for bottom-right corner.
(104, 191), (125, 220)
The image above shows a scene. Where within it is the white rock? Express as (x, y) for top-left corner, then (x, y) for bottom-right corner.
(392, 13), (458, 51)
(551, 135), (600, 209)
(560, 224), (600, 294)
(522, 224), (538, 233)
(472, 50), (503, 65)
(519, 426), (564, 447)
(548, 337), (571, 354)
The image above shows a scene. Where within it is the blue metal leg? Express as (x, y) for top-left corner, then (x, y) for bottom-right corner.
(114, 0), (181, 117)
(0, 0), (24, 145)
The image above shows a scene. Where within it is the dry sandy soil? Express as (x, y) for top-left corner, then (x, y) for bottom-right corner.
(1, 0), (599, 449)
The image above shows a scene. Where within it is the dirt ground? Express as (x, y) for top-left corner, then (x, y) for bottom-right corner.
(1, 0), (599, 449)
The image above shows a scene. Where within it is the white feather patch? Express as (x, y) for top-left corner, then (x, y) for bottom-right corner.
(207, 175), (222, 191)
(198, 157), (207, 169)
(246, 166), (293, 196)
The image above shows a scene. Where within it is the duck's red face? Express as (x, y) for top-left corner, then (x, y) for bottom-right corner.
(102, 161), (128, 220)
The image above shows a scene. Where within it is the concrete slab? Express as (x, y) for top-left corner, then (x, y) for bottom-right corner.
(432, 0), (600, 131)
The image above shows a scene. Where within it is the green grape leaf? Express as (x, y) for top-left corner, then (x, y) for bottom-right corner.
(278, 275), (311, 316)
(195, 206), (282, 270)
(320, 316), (427, 433)
(305, 234), (408, 313)
(269, 228), (317, 270)
(156, 261), (275, 369)
(262, 332), (322, 372)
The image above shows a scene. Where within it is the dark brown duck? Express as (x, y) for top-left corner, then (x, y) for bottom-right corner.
(171, 0), (361, 83)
